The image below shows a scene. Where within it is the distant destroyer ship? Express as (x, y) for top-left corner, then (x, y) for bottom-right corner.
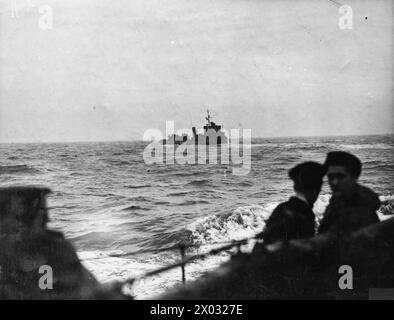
(163, 110), (228, 146)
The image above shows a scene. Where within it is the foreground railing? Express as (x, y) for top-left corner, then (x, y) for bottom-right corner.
(119, 236), (259, 288)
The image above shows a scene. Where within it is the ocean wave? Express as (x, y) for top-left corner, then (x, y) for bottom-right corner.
(167, 191), (189, 197)
(59, 154), (77, 159)
(380, 194), (394, 203)
(273, 155), (302, 163)
(239, 180), (254, 187)
(364, 160), (383, 165)
(183, 204), (276, 246)
(127, 196), (152, 202)
(364, 164), (394, 171)
(168, 190), (224, 199)
(378, 194), (394, 217)
(339, 143), (393, 150)
(250, 143), (279, 148)
(0, 165), (41, 175)
(78, 249), (218, 299)
(153, 200), (171, 205)
(177, 200), (210, 206)
(48, 204), (79, 210)
(125, 184), (151, 189)
(283, 143), (328, 150)
(69, 172), (82, 177)
(78, 250), (162, 283)
(108, 160), (136, 166)
(172, 171), (203, 177)
(187, 179), (210, 186)
(122, 205), (151, 211)
(313, 194), (331, 217)
(70, 231), (106, 241)
(177, 192), (392, 248)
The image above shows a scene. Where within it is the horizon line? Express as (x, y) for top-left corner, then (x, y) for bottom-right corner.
(0, 132), (393, 144)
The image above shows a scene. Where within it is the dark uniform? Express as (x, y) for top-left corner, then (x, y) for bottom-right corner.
(260, 196), (316, 244)
(318, 184), (380, 235)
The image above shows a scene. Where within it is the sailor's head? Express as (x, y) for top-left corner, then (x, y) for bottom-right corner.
(0, 186), (51, 234)
(289, 161), (326, 205)
(324, 151), (361, 195)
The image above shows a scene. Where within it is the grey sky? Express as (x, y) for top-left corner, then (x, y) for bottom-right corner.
(0, 0), (393, 142)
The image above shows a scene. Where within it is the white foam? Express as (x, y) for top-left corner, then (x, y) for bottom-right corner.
(78, 248), (235, 299)
(78, 250), (168, 298)
(380, 194), (394, 203)
(378, 194), (394, 221)
(186, 204), (275, 245)
(339, 143), (393, 150)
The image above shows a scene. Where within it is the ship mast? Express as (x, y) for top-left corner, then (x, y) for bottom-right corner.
(206, 109), (211, 126)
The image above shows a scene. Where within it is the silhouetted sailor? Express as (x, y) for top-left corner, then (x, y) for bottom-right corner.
(258, 162), (325, 244)
(0, 186), (128, 300)
(318, 151), (380, 235)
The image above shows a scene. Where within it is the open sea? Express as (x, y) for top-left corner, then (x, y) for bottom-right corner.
(1, 134), (393, 298)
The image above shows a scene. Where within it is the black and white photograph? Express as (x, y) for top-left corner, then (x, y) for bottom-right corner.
(0, 0), (393, 306)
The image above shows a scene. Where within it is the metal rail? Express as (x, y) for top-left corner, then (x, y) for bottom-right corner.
(121, 236), (260, 289)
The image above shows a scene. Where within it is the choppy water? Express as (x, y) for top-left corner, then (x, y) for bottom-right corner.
(1, 134), (393, 298)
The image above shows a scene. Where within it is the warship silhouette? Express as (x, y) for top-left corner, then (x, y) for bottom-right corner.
(163, 110), (228, 146)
